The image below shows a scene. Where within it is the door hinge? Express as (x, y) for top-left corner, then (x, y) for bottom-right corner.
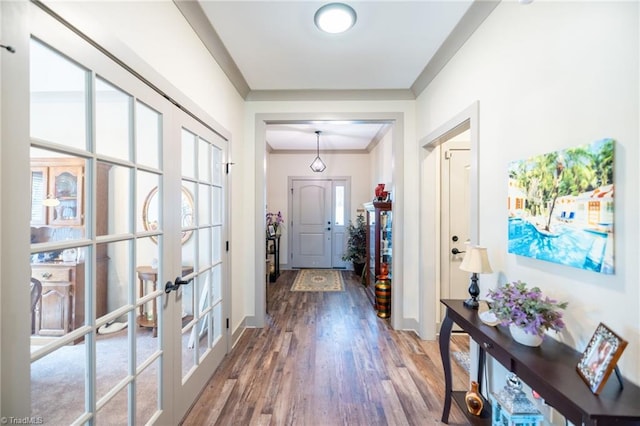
(226, 318), (229, 329)
(226, 241), (229, 251)
(444, 150), (452, 160)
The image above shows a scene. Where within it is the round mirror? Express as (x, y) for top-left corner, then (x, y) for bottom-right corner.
(142, 186), (194, 244)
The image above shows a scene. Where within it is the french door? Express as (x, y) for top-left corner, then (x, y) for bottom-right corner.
(1, 3), (228, 424)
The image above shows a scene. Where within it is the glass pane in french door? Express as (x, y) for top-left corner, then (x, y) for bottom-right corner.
(30, 38), (87, 150)
(180, 128), (225, 383)
(29, 35), (166, 424)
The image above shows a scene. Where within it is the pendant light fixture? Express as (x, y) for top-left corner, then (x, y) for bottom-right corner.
(310, 130), (327, 173)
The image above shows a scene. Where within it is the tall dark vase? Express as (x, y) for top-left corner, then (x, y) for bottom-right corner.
(353, 262), (365, 279)
(375, 271), (391, 319)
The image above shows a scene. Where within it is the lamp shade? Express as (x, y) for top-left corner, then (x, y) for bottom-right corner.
(460, 246), (493, 274)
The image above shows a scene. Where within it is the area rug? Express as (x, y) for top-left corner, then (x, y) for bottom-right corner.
(453, 351), (471, 373)
(291, 269), (344, 292)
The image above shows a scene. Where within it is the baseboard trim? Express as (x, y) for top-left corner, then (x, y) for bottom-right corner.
(230, 317), (248, 348)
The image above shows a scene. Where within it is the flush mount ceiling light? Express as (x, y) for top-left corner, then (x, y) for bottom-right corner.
(314, 3), (357, 34)
(310, 130), (327, 173)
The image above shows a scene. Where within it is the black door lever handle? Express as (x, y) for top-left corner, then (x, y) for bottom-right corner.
(451, 248), (466, 255)
(165, 276), (193, 293)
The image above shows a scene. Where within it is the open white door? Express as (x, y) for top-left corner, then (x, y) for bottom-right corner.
(440, 136), (471, 321)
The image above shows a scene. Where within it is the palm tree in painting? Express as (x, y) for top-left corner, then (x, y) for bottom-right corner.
(510, 139), (614, 232)
(592, 139), (614, 186)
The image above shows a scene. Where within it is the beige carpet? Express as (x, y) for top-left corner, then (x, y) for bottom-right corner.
(291, 269), (344, 292)
(30, 322), (204, 425)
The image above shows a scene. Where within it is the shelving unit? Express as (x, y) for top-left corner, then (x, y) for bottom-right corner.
(364, 201), (392, 308)
(266, 235), (280, 282)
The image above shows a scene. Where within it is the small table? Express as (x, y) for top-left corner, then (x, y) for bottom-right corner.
(136, 265), (193, 337)
(439, 299), (640, 425)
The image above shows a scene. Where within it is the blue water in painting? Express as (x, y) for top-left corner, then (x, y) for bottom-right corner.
(508, 218), (612, 273)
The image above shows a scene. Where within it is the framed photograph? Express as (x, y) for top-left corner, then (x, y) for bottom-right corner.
(576, 323), (628, 394)
(267, 224), (276, 237)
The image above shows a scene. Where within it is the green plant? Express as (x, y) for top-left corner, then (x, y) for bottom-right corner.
(342, 214), (367, 264)
(487, 281), (568, 337)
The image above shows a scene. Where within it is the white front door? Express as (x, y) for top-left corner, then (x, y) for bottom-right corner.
(291, 179), (332, 268)
(290, 178), (350, 268)
(1, 3), (228, 423)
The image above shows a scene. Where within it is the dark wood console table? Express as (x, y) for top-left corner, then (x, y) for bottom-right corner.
(439, 299), (640, 425)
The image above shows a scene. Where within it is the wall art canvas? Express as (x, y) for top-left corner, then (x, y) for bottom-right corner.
(508, 138), (614, 274)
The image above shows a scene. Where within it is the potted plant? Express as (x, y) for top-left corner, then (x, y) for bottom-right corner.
(342, 214), (367, 277)
(487, 281), (568, 347)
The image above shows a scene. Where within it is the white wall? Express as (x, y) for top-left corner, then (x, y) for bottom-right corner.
(417, 1), (640, 385)
(267, 152), (371, 268)
(369, 129), (393, 194)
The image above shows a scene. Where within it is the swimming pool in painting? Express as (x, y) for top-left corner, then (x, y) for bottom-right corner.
(508, 218), (613, 274)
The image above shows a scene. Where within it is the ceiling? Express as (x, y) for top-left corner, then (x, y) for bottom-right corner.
(177, 1), (498, 152)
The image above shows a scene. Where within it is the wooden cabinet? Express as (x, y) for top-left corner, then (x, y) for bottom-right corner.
(31, 158), (84, 227)
(32, 262), (85, 337)
(30, 158), (111, 341)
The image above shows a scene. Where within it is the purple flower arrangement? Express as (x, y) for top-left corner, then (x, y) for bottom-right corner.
(487, 281), (568, 337)
(266, 211), (284, 231)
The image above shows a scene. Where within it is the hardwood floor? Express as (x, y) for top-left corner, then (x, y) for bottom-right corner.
(181, 270), (472, 425)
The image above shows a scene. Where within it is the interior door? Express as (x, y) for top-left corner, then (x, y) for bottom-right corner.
(440, 138), (471, 320)
(291, 179), (332, 268)
(173, 115), (229, 419)
(26, 16), (179, 424)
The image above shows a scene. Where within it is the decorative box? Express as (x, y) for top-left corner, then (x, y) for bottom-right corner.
(490, 373), (544, 426)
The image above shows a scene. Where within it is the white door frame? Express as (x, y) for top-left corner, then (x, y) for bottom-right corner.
(419, 102), (479, 340)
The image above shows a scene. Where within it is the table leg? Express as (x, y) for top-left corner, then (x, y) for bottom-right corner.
(478, 345), (486, 395)
(439, 312), (454, 424)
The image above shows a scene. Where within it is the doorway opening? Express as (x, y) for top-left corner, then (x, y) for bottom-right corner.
(419, 102), (479, 340)
(255, 112), (405, 330)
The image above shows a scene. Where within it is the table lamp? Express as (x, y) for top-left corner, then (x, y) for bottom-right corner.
(459, 246), (493, 309)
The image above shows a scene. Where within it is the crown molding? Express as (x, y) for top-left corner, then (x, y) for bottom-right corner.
(246, 89), (415, 102)
(176, 0), (499, 101)
(411, 0), (500, 97)
(174, 0), (251, 99)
